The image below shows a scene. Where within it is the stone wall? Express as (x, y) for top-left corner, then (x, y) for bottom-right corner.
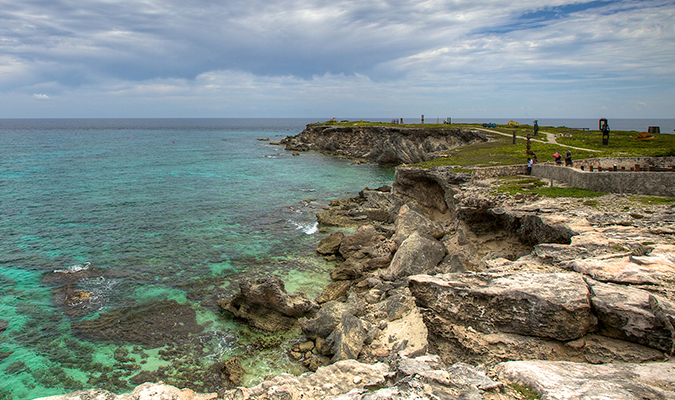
(570, 156), (675, 171)
(471, 165), (528, 180)
(532, 164), (675, 197)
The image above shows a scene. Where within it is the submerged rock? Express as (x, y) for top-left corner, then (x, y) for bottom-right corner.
(71, 300), (203, 347)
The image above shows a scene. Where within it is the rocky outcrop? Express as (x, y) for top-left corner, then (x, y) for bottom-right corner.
(217, 276), (318, 332)
(409, 272), (597, 341)
(280, 124), (487, 165)
(495, 360), (675, 400)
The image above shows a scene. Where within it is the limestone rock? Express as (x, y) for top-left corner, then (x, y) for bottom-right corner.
(325, 313), (367, 362)
(317, 232), (344, 255)
(409, 272), (597, 341)
(315, 280), (351, 304)
(218, 276), (318, 332)
(567, 245), (675, 285)
(300, 296), (364, 339)
(387, 232), (447, 278)
(588, 279), (675, 353)
(218, 360), (390, 400)
(36, 383), (217, 400)
(393, 204), (445, 244)
(495, 360), (675, 400)
(370, 307), (428, 359)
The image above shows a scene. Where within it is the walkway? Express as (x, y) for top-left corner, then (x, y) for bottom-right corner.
(475, 128), (601, 153)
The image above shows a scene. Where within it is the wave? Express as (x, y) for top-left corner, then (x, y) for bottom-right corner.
(288, 220), (319, 235)
(53, 262), (91, 274)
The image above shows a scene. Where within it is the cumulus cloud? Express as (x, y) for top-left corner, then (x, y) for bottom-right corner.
(0, 0), (673, 117)
(32, 93), (49, 100)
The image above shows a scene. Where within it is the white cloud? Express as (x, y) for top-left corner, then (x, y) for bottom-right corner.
(32, 93), (49, 100)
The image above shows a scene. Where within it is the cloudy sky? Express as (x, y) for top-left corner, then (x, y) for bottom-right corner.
(1, 0), (674, 118)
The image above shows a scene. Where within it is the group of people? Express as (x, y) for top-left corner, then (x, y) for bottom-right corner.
(527, 150), (572, 175)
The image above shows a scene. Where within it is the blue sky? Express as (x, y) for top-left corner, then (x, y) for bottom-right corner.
(1, 0), (673, 118)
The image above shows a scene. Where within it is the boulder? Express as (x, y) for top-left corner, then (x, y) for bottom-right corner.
(316, 232), (344, 255)
(409, 272), (597, 341)
(387, 232), (447, 278)
(495, 360), (675, 400)
(339, 225), (381, 259)
(218, 360), (390, 400)
(300, 296), (365, 339)
(325, 312), (367, 362)
(218, 276), (318, 332)
(315, 280), (351, 304)
(393, 204), (445, 244)
(370, 307), (428, 359)
(588, 279), (675, 353)
(37, 383), (217, 400)
(566, 245), (675, 285)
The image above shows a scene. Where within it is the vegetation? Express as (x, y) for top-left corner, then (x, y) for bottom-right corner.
(509, 383), (541, 400)
(531, 187), (607, 198)
(632, 196), (675, 205)
(494, 176), (606, 198)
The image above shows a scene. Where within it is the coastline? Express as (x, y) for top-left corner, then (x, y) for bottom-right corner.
(32, 123), (675, 400)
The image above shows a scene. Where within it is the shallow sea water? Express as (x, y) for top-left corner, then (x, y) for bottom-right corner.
(0, 119), (394, 399)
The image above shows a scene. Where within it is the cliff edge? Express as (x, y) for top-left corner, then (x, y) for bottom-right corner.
(280, 124), (488, 164)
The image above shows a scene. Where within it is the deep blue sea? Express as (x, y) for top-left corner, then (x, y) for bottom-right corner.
(0, 119), (395, 399)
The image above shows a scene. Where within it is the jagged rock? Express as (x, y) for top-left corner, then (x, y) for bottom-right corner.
(370, 307), (428, 359)
(339, 225), (382, 259)
(495, 360), (675, 400)
(588, 278), (675, 353)
(325, 312), (367, 362)
(315, 280), (352, 304)
(220, 356), (245, 387)
(218, 276), (318, 332)
(300, 295), (365, 339)
(409, 272), (597, 341)
(38, 382), (217, 400)
(566, 244), (675, 285)
(387, 232), (447, 278)
(281, 125), (486, 165)
(218, 360), (390, 400)
(317, 232), (345, 255)
(393, 203), (445, 244)
(0, 319), (8, 333)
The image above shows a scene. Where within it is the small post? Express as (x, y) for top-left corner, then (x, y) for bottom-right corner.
(512, 130), (516, 144)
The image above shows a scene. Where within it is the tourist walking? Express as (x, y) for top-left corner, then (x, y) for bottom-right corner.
(565, 150), (573, 166)
(527, 158), (533, 175)
(553, 151), (562, 165)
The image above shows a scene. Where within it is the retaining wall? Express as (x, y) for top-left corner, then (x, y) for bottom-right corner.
(472, 165), (528, 179)
(532, 164), (675, 197)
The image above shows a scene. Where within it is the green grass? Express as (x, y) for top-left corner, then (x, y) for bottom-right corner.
(509, 383), (541, 400)
(496, 176), (548, 195)
(632, 196), (675, 205)
(531, 187), (607, 198)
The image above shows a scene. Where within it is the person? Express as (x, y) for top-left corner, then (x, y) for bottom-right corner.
(527, 158), (533, 175)
(532, 153), (538, 163)
(565, 150), (573, 166)
(553, 151), (562, 165)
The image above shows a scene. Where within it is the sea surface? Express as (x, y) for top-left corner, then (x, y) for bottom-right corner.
(0, 119), (395, 399)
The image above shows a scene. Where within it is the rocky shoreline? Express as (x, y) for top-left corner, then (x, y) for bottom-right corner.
(41, 126), (675, 400)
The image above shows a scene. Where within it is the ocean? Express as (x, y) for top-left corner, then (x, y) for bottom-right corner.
(1, 117), (672, 399)
(0, 119), (394, 399)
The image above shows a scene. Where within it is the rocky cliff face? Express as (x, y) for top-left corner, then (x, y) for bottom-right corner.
(280, 124), (488, 164)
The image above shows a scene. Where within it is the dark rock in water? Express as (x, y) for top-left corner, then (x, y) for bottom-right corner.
(220, 356), (246, 387)
(52, 284), (96, 319)
(218, 275), (318, 332)
(0, 319), (8, 333)
(71, 300), (203, 347)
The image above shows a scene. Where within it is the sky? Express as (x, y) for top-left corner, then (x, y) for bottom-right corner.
(1, 0), (674, 119)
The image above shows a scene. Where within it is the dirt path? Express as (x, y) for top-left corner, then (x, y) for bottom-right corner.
(475, 128), (601, 153)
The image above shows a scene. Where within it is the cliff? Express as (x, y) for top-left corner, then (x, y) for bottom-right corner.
(280, 124), (488, 164)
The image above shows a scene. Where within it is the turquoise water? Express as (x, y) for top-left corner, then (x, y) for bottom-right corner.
(0, 119), (394, 399)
